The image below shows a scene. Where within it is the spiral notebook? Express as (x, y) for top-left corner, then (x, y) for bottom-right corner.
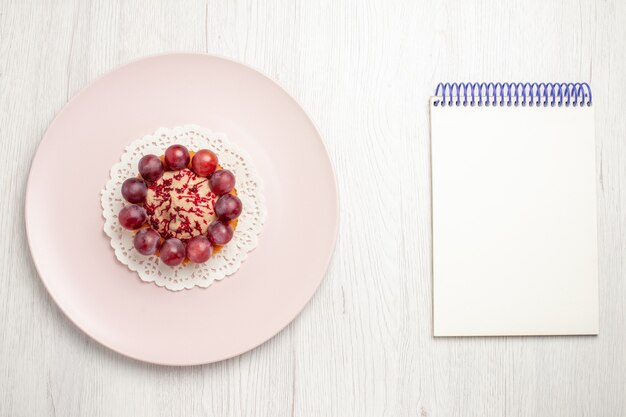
(430, 83), (598, 336)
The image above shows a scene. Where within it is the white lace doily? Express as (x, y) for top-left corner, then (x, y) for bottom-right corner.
(101, 125), (266, 291)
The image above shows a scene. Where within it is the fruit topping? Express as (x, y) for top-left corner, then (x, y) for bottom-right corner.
(215, 194), (242, 221)
(191, 149), (219, 177)
(207, 220), (234, 245)
(138, 154), (164, 182)
(186, 235), (213, 263)
(119, 205), (147, 230)
(164, 144), (190, 170)
(209, 169), (235, 195)
(159, 238), (186, 266)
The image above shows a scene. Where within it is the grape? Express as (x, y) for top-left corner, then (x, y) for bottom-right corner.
(119, 205), (147, 230)
(133, 228), (160, 255)
(191, 149), (219, 177)
(214, 194), (242, 221)
(164, 144), (190, 170)
(159, 238), (186, 266)
(121, 178), (147, 203)
(207, 220), (234, 245)
(186, 235), (213, 263)
(209, 170), (235, 195)
(138, 154), (164, 182)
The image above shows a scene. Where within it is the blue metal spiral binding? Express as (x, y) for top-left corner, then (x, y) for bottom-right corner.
(433, 82), (592, 107)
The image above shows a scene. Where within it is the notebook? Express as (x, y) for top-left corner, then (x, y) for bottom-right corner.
(430, 82), (598, 336)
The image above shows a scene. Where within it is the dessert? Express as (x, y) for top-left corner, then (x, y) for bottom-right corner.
(118, 144), (242, 267)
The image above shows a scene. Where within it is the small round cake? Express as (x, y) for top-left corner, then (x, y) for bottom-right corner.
(117, 144), (242, 267)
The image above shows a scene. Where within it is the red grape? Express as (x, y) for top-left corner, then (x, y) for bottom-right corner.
(121, 178), (147, 203)
(186, 235), (213, 263)
(133, 228), (160, 255)
(159, 238), (186, 266)
(138, 154), (164, 182)
(214, 194), (242, 221)
(119, 205), (147, 230)
(164, 144), (190, 170)
(209, 170), (235, 195)
(191, 149), (219, 177)
(207, 220), (234, 245)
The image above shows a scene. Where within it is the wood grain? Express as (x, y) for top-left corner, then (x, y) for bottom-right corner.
(1, 0), (624, 416)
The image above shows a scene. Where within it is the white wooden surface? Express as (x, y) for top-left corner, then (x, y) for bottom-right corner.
(1, 1), (624, 416)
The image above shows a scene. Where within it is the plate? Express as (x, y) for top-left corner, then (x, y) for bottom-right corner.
(25, 54), (338, 365)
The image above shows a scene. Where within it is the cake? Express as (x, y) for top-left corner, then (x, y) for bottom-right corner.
(117, 145), (242, 266)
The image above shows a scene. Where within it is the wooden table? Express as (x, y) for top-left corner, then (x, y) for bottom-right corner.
(1, 1), (624, 415)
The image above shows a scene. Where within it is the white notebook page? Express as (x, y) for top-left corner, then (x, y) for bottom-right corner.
(430, 100), (598, 336)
